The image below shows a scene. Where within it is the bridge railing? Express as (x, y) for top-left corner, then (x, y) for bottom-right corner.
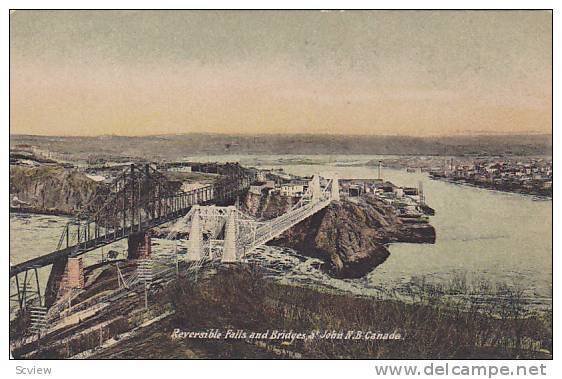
(244, 198), (331, 254)
(236, 177), (337, 256)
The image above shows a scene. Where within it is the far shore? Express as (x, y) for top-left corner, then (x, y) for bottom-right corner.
(10, 207), (73, 217)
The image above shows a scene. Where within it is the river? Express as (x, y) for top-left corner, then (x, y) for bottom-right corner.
(10, 155), (552, 310)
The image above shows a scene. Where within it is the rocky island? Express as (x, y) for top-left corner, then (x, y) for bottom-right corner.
(240, 190), (435, 278)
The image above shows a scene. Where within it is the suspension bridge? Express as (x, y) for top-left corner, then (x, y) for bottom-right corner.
(173, 173), (339, 263)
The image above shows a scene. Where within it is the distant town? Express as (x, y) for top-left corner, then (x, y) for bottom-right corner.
(428, 158), (552, 198)
(351, 155), (553, 198)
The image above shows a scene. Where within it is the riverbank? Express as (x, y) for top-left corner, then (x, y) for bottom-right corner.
(9, 166), (101, 215)
(9, 206), (74, 217)
(429, 176), (552, 199)
(9, 164), (226, 216)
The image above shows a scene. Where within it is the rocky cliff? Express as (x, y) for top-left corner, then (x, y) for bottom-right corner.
(242, 191), (436, 278)
(9, 166), (101, 215)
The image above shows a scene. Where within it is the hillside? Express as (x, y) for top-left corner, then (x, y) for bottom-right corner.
(10, 133), (552, 161)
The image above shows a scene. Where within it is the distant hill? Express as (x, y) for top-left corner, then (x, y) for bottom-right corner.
(10, 133), (552, 160)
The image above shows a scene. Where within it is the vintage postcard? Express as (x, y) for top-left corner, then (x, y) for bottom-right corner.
(8, 8), (553, 367)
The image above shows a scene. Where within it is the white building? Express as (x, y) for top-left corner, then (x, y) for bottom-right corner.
(168, 165), (192, 173)
(280, 184), (305, 197)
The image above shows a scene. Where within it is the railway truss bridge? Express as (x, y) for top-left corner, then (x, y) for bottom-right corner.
(10, 162), (253, 312)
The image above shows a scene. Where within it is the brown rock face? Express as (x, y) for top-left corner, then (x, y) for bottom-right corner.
(242, 192), (436, 279)
(10, 166), (101, 214)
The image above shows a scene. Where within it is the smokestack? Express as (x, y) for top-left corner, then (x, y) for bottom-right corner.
(378, 160), (382, 180)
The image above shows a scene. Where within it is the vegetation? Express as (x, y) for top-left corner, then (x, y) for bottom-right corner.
(166, 265), (551, 359)
(13, 264), (550, 359)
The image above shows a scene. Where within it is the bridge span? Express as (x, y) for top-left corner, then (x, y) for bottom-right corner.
(10, 163), (253, 309)
(173, 173), (339, 263)
(10, 163), (339, 316)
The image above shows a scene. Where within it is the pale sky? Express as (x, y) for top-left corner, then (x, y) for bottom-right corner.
(10, 10), (552, 136)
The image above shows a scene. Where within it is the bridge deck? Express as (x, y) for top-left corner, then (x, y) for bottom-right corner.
(11, 163), (255, 278)
(9, 207), (194, 277)
(244, 199), (331, 254)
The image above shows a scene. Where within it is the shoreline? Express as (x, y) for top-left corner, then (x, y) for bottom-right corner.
(10, 207), (74, 217)
(429, 177), (552, 200)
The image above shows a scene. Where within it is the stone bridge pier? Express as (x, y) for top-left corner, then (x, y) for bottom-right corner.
(44, 232), (151, 308)
(127, 231), (152, 260)
(44, 256), (85, 307)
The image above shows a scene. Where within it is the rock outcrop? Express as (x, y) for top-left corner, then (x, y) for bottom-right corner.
(242, 191), (436, 278)
(9, 166), (101, 215)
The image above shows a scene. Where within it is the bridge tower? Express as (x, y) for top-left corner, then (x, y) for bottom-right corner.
(187, 206), (202, 261)
(331, 174), (340, 201)
(311, 174), (321, 201)
(222, 206), (237, 263)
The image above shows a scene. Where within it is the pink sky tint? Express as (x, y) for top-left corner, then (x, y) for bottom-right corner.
(10, 10), (552, 136)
